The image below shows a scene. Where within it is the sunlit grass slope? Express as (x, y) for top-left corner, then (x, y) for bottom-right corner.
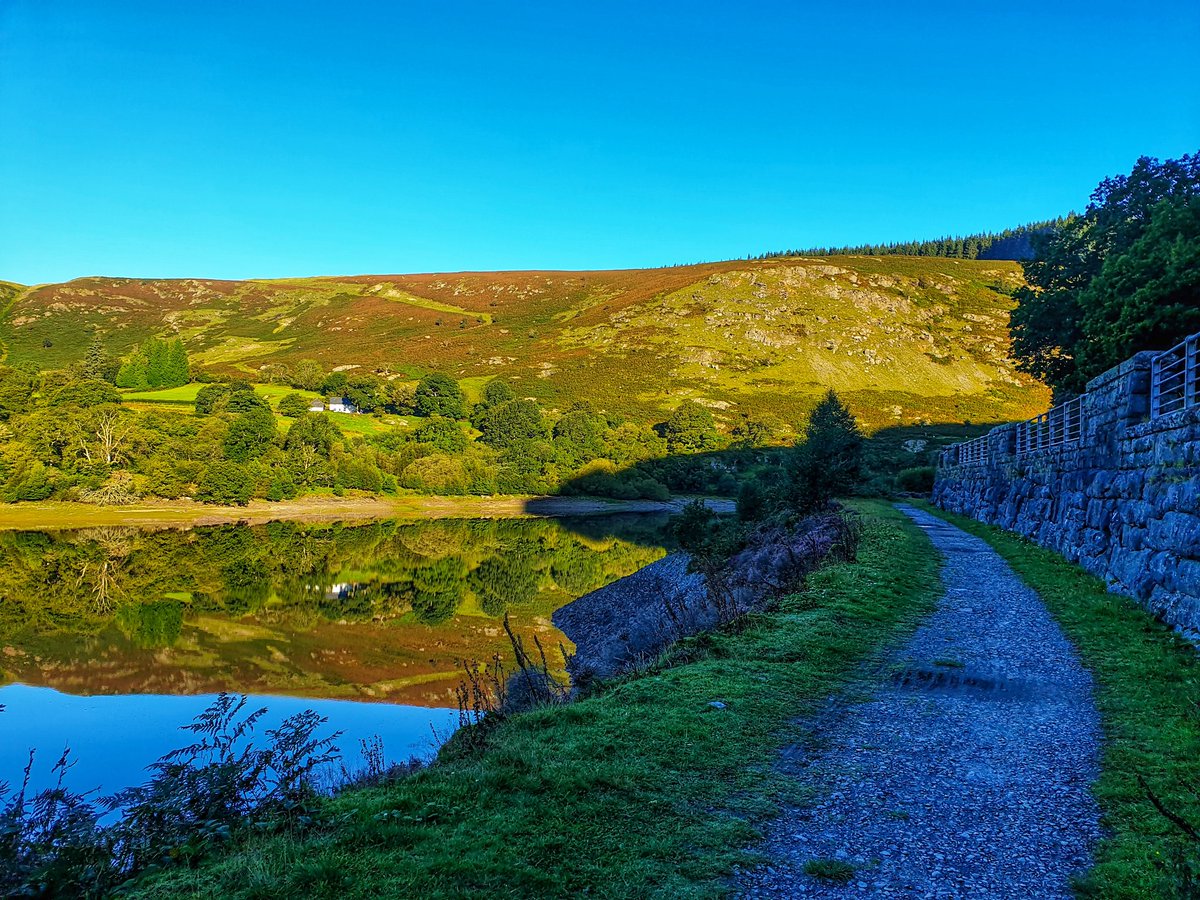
(0, 257), (1049, 430)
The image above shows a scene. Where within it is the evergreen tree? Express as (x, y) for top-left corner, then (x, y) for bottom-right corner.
(115, 356), (149, 389)
(145, 338), (169, 388)
(787, 391), (863, 512)
(164, 340), (190, 387)
(761, 219), (1064, 261)
(82, 336), (109, 381)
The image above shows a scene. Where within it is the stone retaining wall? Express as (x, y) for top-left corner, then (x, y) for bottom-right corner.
(933, 351), (1200, 639)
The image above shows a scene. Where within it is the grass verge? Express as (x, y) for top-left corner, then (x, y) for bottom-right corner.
(125, 500), (941, 899)
(916, 501), (1200, 898)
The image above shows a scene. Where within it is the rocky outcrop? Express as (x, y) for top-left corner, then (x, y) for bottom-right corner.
(553, 514), (857, 684)
(552, 553), (708, 684)
(934, 350), (1200, 639)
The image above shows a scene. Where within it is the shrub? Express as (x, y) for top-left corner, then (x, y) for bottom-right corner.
(277, 392), (312, 418)
(1, 459), (55, 502)
(337, 457), (383, 493)
(895, 465), (935, 494)
(196, 461), (254, 505)
(660, 400), (720, 453)
(737, 475), (770, 521)
(0, 694), (341, 897)
(402, 454), (470, 494)
(671, 499), (717, 552)
(145, 461), (186, 499)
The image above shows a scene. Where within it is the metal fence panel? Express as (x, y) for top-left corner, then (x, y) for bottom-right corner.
(1015, 396), (1084, 456)
(1151, 333), (1199, 418)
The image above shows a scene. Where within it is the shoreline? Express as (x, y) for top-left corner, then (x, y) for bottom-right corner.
(0, 494), (731, 531)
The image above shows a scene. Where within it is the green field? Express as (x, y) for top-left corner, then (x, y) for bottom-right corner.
(122, 383), (206, 403)
(323, 411), (405, 435)
(123, 383), (322, 408)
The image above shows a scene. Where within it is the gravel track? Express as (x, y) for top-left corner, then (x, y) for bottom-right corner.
(739, 504), (1103, 899)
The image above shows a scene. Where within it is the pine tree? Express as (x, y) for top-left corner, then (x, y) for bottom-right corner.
(82, 335), (109, 380)
(787, 390), (863, 512)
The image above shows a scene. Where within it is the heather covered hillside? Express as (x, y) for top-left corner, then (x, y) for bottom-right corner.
(0, 255), (1047, 431)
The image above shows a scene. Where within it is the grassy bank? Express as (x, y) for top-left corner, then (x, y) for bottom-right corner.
(0, 494), (713, 531)
(125, 500), (941, 898)
(918, 502), (1200, 898)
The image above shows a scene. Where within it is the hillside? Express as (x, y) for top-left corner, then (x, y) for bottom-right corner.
(0, 256), (1048, 431)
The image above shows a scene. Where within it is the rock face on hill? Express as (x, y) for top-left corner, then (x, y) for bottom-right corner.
(554, 513), (856, 684)
(0, 257), (1047, 430)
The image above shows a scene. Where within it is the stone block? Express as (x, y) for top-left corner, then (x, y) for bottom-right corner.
(1108, 547), (1154, 597)
(1147, 512), (1200, 560)
(1172, 558), (1200, 598)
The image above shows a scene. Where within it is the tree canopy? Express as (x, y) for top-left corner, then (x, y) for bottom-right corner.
(661, 401), (719, 454)
(414, 373), (466, 418)
(476, 399), (548, 449)
(759, 219), (1065, 262)
(1011, 154), (1200, 397)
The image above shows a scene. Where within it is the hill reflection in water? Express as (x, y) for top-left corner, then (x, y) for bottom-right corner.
(0, 513), (669, 794)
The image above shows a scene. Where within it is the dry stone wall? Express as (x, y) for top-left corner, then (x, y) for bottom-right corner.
(933, 351), (1200, 639)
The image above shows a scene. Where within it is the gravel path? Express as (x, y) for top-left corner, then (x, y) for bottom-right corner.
(739, 504), (1103, 899)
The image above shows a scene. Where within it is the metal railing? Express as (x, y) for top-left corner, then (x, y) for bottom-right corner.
(1151, 332), (1199, 418)
(941, 330), (1198, 469)
(1016, 396), (1084, 455)
(956, 434), (989, 466)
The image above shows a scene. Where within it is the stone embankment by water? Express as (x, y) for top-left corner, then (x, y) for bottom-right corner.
(555, 512), (853, 684)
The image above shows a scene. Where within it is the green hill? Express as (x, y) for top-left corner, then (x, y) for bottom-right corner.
(0, 255), (1047, 431)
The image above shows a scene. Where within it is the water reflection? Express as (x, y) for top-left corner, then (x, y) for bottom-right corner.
(0, 514), (668, 794)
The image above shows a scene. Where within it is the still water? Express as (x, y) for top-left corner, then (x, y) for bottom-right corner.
(0, 514), (667, 796)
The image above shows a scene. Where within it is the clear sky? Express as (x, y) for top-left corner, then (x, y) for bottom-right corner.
(1, 0), (1197, 284)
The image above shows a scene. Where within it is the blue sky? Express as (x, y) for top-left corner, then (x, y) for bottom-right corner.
(1, 0), (1197, 283)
